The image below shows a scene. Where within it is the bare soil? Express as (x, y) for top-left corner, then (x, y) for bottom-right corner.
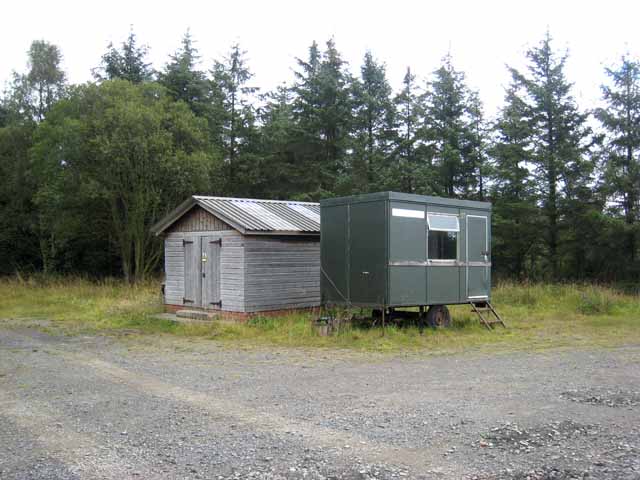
(0, 324), (639, 479)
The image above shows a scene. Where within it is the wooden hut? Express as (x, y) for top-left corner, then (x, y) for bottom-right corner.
(152, 196), (320, 314)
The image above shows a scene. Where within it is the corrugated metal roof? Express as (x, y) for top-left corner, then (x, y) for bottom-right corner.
(152, 196), (320, 235)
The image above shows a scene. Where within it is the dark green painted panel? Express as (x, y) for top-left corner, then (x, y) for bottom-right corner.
(468, 267), (490, 299)
(320, 205), (349, 304)
(389, 202), (426, 262)
(321, 191), (491, 211)
(349, 201), (386, 305)
(320, 193), (492, 308)
(427, 266), (460, 304)
(389, 266), (427, 305)
(467, 215), (488, 263)
(466, 214), (490, 299)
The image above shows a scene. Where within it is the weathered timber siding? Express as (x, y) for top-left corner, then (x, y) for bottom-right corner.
(243, 236), (320, 312)
(171, 205), (232, 232)
(163, 206), (320, 313)
(163, 230), (245, 312)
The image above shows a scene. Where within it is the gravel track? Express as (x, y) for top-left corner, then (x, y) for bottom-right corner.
(0, 326), (639, 479)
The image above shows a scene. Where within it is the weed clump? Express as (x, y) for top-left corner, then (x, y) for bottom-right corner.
(493, 282), (538, 307)
(577, 289), (615, 315)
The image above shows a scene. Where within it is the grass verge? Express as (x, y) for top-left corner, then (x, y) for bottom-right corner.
(1, 276), (639, 353)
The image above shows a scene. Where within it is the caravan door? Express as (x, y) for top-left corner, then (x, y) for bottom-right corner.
(466, 215), (490, 300)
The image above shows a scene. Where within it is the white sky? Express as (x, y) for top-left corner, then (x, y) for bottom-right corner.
(2, 0), (639, 118)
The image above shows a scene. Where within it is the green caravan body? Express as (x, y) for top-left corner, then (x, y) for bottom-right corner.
(320, 192), (492, 309)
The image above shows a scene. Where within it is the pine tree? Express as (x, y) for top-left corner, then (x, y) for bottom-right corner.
(291, 39), (352, 197)
(158, 30), (210, 118)
(317, 39), (353, 195)
(491, 84), (544, 279)
(503, 32), (593, 279)
(211, 43), (259, 193)
(350, 51), (394, 193)
(94, 28), (154, 83)
(465, 91), (489, 200)
(254, 85), (298, 198)
(596, 55), (640, 266)
(421, 54), (484, 198)
(391, 67), (421, 193)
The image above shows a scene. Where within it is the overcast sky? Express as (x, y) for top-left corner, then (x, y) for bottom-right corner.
(2, 0), (639, 117)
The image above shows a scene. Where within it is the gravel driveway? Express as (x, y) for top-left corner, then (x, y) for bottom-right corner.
(1, 325), (639, 479)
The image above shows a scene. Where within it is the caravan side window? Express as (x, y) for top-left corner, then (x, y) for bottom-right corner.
(427, 214), (459, 260)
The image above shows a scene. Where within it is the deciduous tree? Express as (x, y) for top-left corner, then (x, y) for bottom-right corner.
(33, 80), (216, 282)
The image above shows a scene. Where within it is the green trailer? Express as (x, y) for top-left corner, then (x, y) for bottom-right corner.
(320, 192), (504, 328)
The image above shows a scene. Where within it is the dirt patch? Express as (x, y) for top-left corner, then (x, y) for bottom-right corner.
(479, 420), (598, 453)
(482, 466), (589, 480)
(561, 388), (640, 408)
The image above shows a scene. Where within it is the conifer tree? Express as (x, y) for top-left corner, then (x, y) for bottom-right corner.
(254, 85), (298, 198)
(350, 51), (394, 193)
(596, 56), (640, 266)
(318, 39), (353, 194)
(290, 41), (324, 196)
(491, 84), (543, 278)
(211, 43), (259, 193)
(392, 67), (421, 193)
(465, 91), (488, 200)
(94, 29), (154, 83)
(502, 32), (592, 278)
(291, 39), (352, 197)
(158, 31), (210, 118)
(421, 54), (484, 198)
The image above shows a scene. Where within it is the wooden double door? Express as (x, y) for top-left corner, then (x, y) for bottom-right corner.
(183, 236), (221, 309)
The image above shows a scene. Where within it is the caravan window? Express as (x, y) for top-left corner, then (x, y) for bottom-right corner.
(427, 213), (459, 232)
(427, 214), (459, 260)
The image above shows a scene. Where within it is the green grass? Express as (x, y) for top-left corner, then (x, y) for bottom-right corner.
(1, 275), (640, 353)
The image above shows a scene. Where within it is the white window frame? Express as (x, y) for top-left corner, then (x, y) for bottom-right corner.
(427, 213), (460, 232)
(426, 213), (459, 262)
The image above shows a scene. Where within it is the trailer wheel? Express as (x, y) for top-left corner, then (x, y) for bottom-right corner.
(426, 305), (451, 328)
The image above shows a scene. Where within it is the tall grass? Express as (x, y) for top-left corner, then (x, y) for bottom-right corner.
(1, 276), (639, 352)
(0, 275), (173, 334)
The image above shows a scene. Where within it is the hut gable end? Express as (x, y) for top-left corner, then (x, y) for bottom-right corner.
(169, 206), (232, 233)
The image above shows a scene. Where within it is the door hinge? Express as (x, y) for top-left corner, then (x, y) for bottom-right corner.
(183, 297), (194, 304)
(183, 239), (194, 246)
(209, 239), (222, 246)
(202, 272), (206, 278)
(209, 300), (222, 307)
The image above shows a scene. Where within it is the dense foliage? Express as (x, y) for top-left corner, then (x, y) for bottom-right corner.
(1, 30), (640, 282)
